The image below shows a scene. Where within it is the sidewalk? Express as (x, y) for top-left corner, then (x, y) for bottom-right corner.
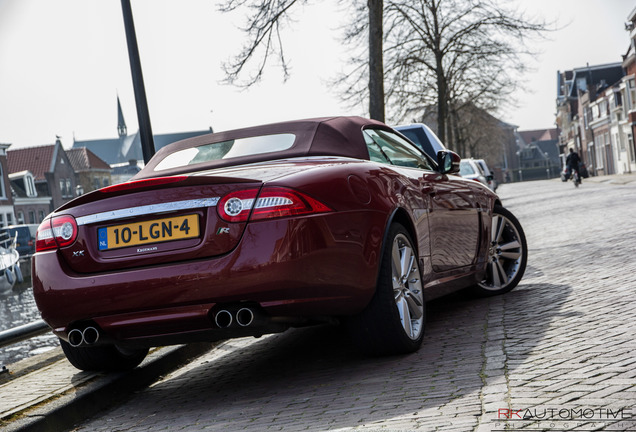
(580, 172), (636, 185)
(0, 342), (214, 432)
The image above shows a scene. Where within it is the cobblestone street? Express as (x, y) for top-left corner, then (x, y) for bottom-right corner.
(69, 178), (636, 431)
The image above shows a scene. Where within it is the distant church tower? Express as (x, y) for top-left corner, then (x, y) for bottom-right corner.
(117, 96), (127, 138)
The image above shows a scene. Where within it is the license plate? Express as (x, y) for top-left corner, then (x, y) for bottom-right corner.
(98, 214), (199, 251)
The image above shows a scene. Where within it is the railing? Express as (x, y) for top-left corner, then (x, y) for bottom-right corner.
(0, 320), (50, 372)
(0, 320), (49, 349)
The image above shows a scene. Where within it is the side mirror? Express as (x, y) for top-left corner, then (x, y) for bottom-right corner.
(486, 174), (494, 182)
(436, 150), (461, 175)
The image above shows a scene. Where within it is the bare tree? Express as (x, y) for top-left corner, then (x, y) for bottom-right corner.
(380, 0), (548, 146)
(367, 0), (385, 122)
(218, 0), (386, 121)
(450, 102), (507, 161)
(219, 0), (306, 87)
(219, 0), (548, 159)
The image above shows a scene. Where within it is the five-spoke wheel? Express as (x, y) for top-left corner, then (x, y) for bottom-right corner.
(347, 223), (425, 355)
(474, 205), (527, 296)
(391, 233), (424, 340)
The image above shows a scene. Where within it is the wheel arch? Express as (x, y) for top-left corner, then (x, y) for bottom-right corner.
(374, 207), (419, 285)
(384, 207), (418, 254)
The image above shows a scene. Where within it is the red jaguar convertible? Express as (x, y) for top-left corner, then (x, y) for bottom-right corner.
(32, 116), (527, 371)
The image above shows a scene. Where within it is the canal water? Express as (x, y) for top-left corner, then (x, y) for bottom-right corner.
(0, 275), (58, 366)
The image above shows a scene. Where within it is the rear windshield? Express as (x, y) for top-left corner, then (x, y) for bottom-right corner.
(460, 161), (476, 176)
(154, 133), (296, 171)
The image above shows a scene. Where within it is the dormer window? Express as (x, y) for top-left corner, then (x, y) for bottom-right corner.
(25, 173), (36, 198)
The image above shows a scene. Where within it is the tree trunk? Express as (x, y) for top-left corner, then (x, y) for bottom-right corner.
(436, 70), (448, 145)
(368, 0), (385, 122)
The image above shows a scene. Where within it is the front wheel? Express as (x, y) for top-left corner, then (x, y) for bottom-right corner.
(472, 205), (527, 296)
(347, 223), (425, 355)
(60, 339), (148, 371)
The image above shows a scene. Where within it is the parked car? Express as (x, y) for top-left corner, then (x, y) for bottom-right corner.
(459, 159), (490, 188)
(393, 123), (447, 160)
(0, 224), (38, 258)
(474, 159), (497, 191)
(33, 116), (527, 371)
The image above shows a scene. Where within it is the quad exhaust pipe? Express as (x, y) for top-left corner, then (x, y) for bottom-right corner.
(67, 326), (101, 347)
(214, 307), (256, 328)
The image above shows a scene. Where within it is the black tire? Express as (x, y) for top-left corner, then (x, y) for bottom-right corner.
(472, 205), (527, 297)
(60, 339), (148, 372)
(347, 223), (425, 355)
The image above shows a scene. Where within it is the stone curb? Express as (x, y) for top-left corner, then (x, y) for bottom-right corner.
(3, 342), (215, 432)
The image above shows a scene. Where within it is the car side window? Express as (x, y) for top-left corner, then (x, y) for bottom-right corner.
(364, 134), (392, 164)
(364, 129), (434, 171)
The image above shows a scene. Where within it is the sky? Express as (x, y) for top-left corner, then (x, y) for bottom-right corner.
(0, 0), (634, 150)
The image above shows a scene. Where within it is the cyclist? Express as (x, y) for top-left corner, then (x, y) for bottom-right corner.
(566, 148), (581, 183)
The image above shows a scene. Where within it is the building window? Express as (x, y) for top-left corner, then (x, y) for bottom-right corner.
(595, 135), (604, 170)
(103, 178), (109, 188)
(25, 174), (37, 197)
(28, 211), (35, 224)
(17, 211), (24, 224)
(0, 165), (5, 199)
(60, 178), (73, 198)
(38, 210), (45, 223)
(0, 214), (4, 228)
(93, 177), (100, 190)
(6, 213), (13, 226)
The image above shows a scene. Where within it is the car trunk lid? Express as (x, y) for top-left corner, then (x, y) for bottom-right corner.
(55, 174), (262, 274)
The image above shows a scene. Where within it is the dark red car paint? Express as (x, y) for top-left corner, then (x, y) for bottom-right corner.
(32, 116), (496, 349)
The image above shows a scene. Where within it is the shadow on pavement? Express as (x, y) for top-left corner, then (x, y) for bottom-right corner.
(73, 282), (573, 431)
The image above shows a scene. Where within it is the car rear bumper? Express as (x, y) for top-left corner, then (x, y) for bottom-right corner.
(32, 211), (385, 346)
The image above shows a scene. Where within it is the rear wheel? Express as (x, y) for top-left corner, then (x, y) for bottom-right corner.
(472, 205), (527, 296)
(347, 223), (425, 355)
(60, 339), (148, 371)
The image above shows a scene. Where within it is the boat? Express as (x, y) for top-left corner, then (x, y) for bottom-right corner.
(0, 230), (23, 294)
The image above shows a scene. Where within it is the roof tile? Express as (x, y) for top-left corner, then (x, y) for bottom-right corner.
(7, 145), (56, 181)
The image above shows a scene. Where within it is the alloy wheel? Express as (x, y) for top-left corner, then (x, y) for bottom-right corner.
(478, 212), (524, 291)
(391, 234), (424, 340)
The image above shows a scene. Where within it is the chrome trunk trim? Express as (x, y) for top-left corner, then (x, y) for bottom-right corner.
(76, 197), (220, 226)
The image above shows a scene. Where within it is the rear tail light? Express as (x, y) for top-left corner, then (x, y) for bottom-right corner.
(217, 187), (332, 223)
(36, 215), (78, 252)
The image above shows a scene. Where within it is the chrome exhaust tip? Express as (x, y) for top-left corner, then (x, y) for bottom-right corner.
(82, 326), (100, 345)
(236, 308), (254, 327)
(214, 310), (233, 328)
(68, 329), (84, 347)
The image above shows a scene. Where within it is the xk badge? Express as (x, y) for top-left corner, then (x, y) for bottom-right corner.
(72, 250), (85, 257)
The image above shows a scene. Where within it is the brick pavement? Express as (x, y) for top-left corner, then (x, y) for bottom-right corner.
(4, 177), (636, 431)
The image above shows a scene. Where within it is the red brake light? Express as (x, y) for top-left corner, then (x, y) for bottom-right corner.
(36, 215), (78, 252)
(217, 189), (259, 223)
(217, 187), (332, 223)
(98, 176), (187, 194)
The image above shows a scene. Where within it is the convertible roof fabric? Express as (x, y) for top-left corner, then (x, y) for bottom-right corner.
(137, 116), (389, 178)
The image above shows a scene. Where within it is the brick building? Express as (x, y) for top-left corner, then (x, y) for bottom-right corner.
(8, 139), (77, 218)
